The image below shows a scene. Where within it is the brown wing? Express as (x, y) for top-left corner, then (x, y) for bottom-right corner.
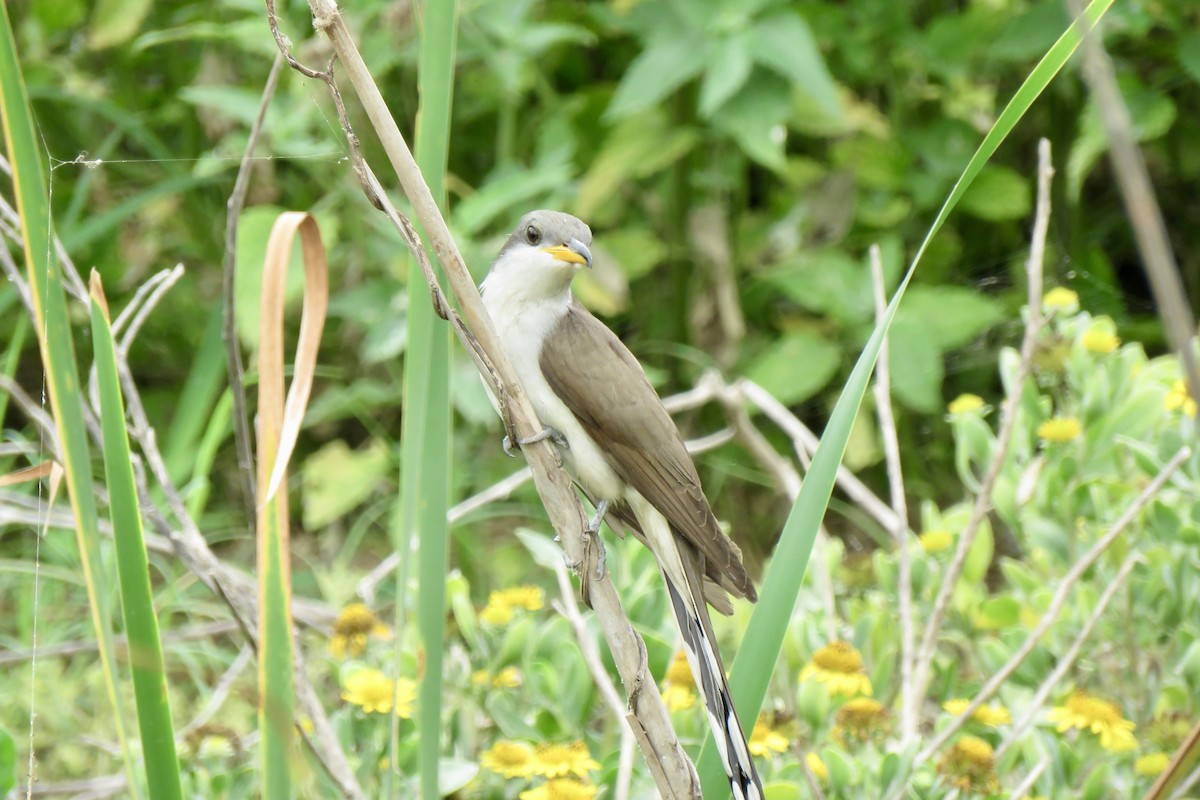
(540, 302), (755, 602)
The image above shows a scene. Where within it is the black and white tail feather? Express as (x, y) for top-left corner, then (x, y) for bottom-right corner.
(664, 563), (764, 800)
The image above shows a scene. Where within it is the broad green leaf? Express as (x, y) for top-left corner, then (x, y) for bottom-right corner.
(744, 330), (841, 406)
(749, 12), (841, 120)
(302, 440), (391, 529)
(712, 72), (792, 171)
(451, 162), (574, 236)
(887, 318), (944, 413)
(699, 33), (753, 117)
(1180, 32), (1200, 85)
(577, 114), (698, 218)
(975, 596), (1021, 629)
(894, 285), (1005, 349)
(606, 37), (707, 119)
(762, 782), (802, 800)
(88, 0), (152, 49)
(1066, 77), (1177, 200)
(958, 164), (1031, 221)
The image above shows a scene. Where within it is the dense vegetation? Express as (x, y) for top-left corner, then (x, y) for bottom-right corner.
(2, 0), (1199, 797)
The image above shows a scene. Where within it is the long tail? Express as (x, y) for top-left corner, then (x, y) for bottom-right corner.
(663, 556), (764, 800)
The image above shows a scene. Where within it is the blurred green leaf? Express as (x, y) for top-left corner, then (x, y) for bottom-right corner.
(88, 0), (151, 49)
(606, 37), (707, 119)
(749, 12), (842, 120)
(302, 440), (391, 529)
(745, 330), (842, 405)
(699, 33), (753, 117)
(0, 727), (14, 796)
(958, 164), (1031, 221)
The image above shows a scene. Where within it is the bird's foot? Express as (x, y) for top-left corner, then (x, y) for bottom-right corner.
(502, 426), (568, 457)
(585, 499), (610, 579)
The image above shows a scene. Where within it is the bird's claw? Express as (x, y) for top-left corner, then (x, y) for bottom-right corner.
(584, 499), (610, 579)
(501, 426), (568, 457)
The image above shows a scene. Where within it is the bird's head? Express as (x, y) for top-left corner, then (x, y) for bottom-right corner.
(483, 210), (593, 301)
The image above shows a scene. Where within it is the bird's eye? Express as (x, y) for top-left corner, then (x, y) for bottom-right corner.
(526, 225), (542, 244)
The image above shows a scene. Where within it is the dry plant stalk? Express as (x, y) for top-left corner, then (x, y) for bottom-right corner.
(280, 0), (701, 793)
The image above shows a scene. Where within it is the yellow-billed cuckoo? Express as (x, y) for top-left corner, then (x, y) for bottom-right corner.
(481, 210), (763, 800)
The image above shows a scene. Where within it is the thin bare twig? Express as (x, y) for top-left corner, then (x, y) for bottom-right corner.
(869, 244), (915, 744)
(911, 139), (1054, 715)
(223, 52), (285, 526)
(917, 446), (1188, 763)
(1008, 758), (1049, 800)
(738, 378), (905, 538)
(995, 553), (1139, 760)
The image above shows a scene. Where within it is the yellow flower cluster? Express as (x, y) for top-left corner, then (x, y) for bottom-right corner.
(1134, 752), (1170, 777)
(1164, 380), (1197, 417)
(480, 585), (545, 625)
(329, 603), (392, 659)
(834, 697), (888, 742)
(948, 393), (985, 415)
(481, 740), (601, 798)
(943, 698), (1011, 728)
(1046, 690), (1137, 752)
(341, 668), (415, 718)
(472, 666), (523, 689)
(919, 529), (954, 554)
(1042, 287), (1079, 313)
(1081, 327), (1120, 354)
(938, 735), (999, 794)
(748, 713), (792, 758)
(800, 641), (873, 697)
(1037, 416), (1082, 443)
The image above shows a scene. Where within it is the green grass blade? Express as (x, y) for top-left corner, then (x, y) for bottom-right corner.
(389, 2), (460, 798)
(0, 313), (28, 426)
(163, 306), (228, 485)
(89, 273), (183, 800)
(0, 6), (140, 795)
(697, 0), (1116, 793)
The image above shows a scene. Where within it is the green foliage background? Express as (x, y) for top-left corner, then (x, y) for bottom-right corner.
(3, 0), (1200, 796)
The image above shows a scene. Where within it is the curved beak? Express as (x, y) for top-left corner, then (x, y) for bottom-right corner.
(542, 238), (593, 269)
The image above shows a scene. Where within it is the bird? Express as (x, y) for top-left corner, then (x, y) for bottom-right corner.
(480, 209), (764, 800)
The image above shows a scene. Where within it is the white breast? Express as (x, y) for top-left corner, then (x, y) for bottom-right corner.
(481, 285), (624, 502)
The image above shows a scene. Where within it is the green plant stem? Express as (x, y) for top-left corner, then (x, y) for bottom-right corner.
(391, 2), (460, 798)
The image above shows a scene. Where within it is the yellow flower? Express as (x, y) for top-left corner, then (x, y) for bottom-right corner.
(662, 683), (696, 711)
(1134, 752), (1170, 777)
(834, 698), (888, 742)
(800, 641), (873, 697)
(919, 530), (954, 554)
(938, 735), (999, 794)
(342, 669), (416, 717)
(481, 740), (538, 778)
(948, 394), (985, 415)
(1081, 328), (1120, 354)
(532, 742), (601, 779)
(1043, 287), (1079, 313)
(662, 650), (697, 710)
(665, 650), (694, 688)
(492, 666), (523, 688)
(943, 698), (1012, 728)
(471, 669), (490, 686)
(1046, 691), (1137, 752)
(1038, 416), (1082, 443)
(805, 751), (828, 781)
(329, 603), (392, 659)
(519, 779), (598, 800)
(1164, 380), (1197, 417)
(480, 585), (545, 626)
(749, 713), (791, 757)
